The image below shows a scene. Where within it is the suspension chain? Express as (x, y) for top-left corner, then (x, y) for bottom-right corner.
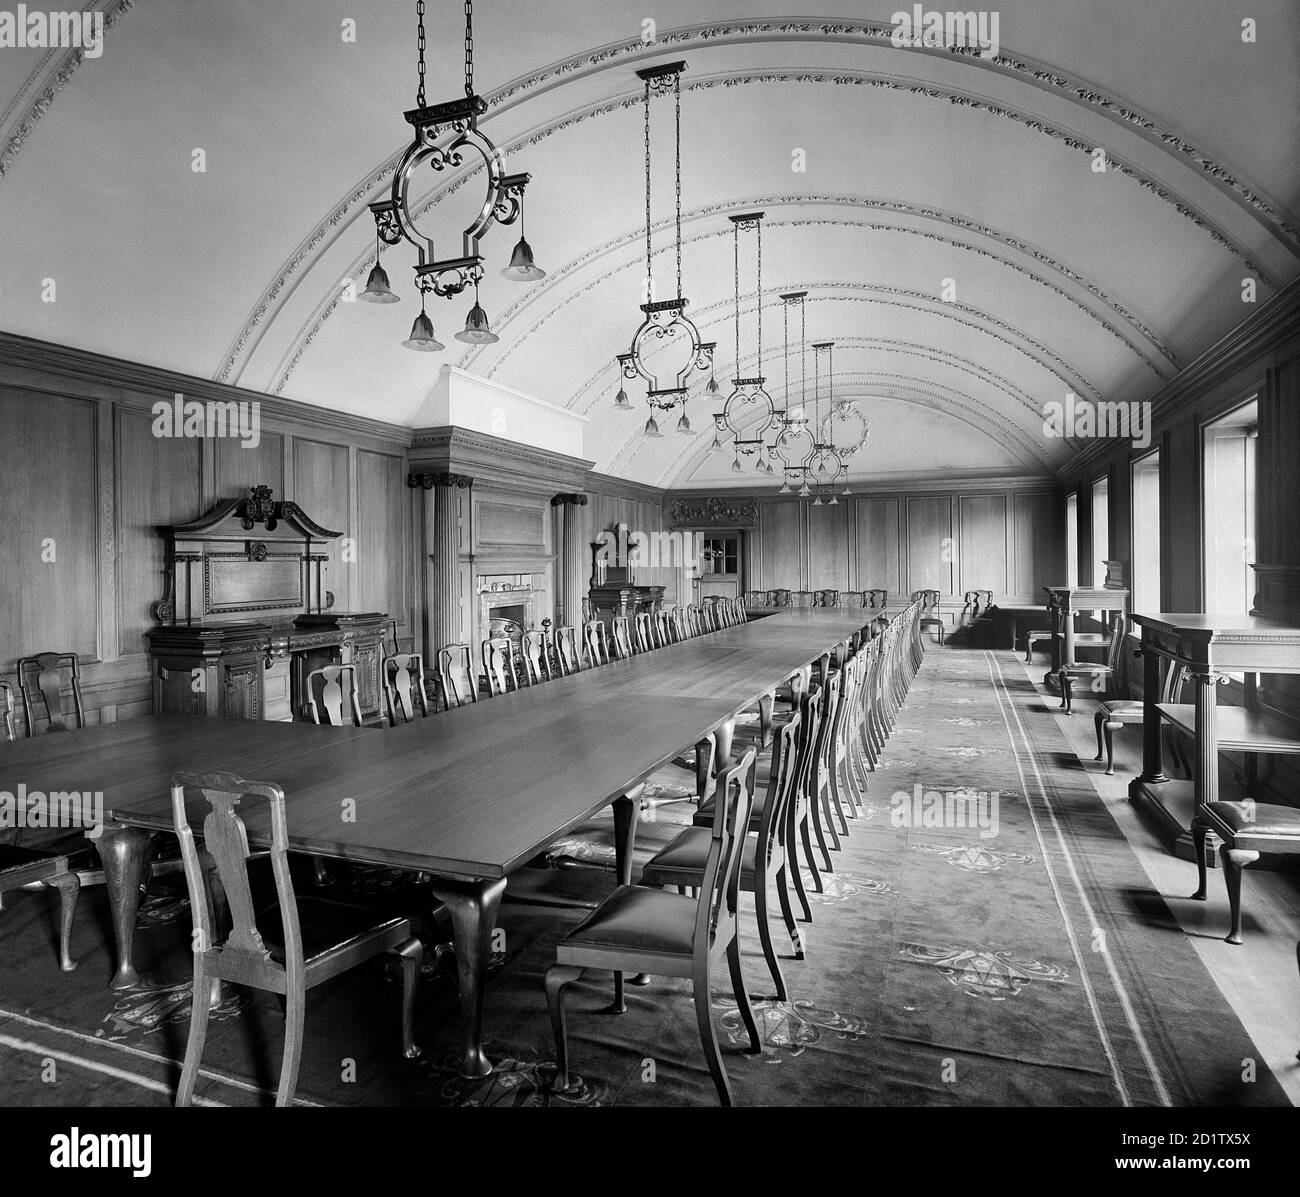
(464, 0), (474, 97)
(733, 221), (740, 378)
(416, 0), (426, 107)
(644, 79), (652, 297)
(755, 220), (763, 373)
(674, 71), (682, 299)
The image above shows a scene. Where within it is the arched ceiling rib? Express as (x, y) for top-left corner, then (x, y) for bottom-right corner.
(0, 2), (1296, 490)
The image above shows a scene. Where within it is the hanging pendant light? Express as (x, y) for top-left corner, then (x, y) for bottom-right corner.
(731, 455), (742, 473)
(614, 62), (714, 435)
(455, 281), (499, 344)
(676, 407), (696, 435)
(359, 232), (400, 304)
(777, 478), (792, 495)
(402, 296), (445, 351)
(366, 0), (538, 338)
(644, 414), (663, 438)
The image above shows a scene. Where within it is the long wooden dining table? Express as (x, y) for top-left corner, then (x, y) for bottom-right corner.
(0, 609), (873, 1078)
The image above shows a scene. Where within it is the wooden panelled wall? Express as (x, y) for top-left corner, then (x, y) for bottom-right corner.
(0, 343), (415, 728)
(665, 484), (1062, 604)
(584, 477), (680, 607)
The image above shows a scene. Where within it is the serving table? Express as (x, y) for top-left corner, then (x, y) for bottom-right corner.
(0, 610), (871, 1079)
(1128, 612), (1300, 860)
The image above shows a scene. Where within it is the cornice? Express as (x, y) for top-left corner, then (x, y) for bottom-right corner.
(409, 425), (594, 492)
(0, 331), (413, 448)
(584, 472), (668, 503)
(667, 471), (1056, 500)
(1063, 277), (1300, 482)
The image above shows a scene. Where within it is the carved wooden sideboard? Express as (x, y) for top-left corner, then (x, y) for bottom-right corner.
(145, 486), (389, 724)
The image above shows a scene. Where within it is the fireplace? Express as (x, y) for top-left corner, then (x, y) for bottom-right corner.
(475, 574), (546, 669)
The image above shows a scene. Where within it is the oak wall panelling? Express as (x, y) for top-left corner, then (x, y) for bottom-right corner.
(959, 494), (1009, 594)
(0, 333), (417, 733)
(854, 498), (901, 595)
(906, 496), (955, 595)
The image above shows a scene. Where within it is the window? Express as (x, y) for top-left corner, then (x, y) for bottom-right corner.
(1092, 475), (1110, 587)
(1065, 491), (1078, 588)
(1202, 399), (1257, 614)
(702, 536), (738, 575)
(1130, 451), (1161, 613)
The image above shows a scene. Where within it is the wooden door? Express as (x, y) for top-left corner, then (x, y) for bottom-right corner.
(694, 532), (741, 602)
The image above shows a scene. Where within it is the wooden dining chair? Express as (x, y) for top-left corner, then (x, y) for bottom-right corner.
(0, 684), (80, 969)
(437, 644), (478, 709)
(584, 619), (609, 667)
(610, 616), (634, 661)
(912, 590), (945, 643)
(304, 665), (363, 727)
(384, 652), (429, 724)
(957, 589), (997, 646)
(815, 589), (839, 608)
(865, 588), (888, 612)
(836, 590), (864, 609)
(645, 715), (806, 1001)
(16, 652), (85, 735)
(521, 630), (549, 685)
(743, 590), (768, 611)
(791, 590), (814, 608)
(482, 637), (516, 696)
(545, 751), (762, 1106)
(171, 771), (423, 1107)
(769, 589), (791, 607)
(633, 612), (654, 653)
(653, 610), (672, 648)
(555, 626), (582, 675)
(1094, 656), (1191, 775)
(1057, 612), (1127, 714)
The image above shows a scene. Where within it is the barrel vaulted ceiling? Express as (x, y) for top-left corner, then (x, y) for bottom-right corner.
(1, 1), (1297, 487)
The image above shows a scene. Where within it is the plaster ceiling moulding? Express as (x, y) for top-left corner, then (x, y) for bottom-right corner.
(663, 371), (1058, 488)
(471, 216), (1176, 387)
(221, 11), (1299, 377)
(0, 0), (135, 181)
(251, 58), (1278, 395)
(465, 194), (1180, 371)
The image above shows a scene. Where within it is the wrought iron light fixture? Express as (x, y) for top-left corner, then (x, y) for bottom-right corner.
(366, 0), (541, 351)
(613, 61), (715, 436)
(805, 341), (870, 504)
(712, 212), (779, 473)
(767, 290), (814, 493)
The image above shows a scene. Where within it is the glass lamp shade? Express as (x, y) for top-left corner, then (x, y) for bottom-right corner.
(359, 263), (400, 304)
(731, 458), (742, 473)
(501, 236), (546, 282)
(455, 300), (500, 344)
(798, 481), (811, 497)
(777, 478), (792, 495)
(402, 310), (445, 352)
(708, 431), (724, 454)
(828, 493), (839, 506)
(706, 375), (720, 396)
(644, 414), (663, 438)
(812, 494), (823, 507)
(676, 411), (695, 435)
(614, 385), (631, 409)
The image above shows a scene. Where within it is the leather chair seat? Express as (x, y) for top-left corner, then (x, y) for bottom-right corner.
(1097, 699), (1143, 717)
(694, 781), (768, 828)
(642, 828), (758, 887)
(1202, 801), (1300, 838)
(559, 885), (697, 956)
(256, 898), (410, 966)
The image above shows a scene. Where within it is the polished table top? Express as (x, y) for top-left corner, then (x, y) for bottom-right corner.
(0, 609), (871, 883)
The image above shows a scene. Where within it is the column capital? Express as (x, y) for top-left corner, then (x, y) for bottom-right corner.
(551, 492), (589, 507)
(408, 471), (473, 490)
(1187, 671), (1231, 686)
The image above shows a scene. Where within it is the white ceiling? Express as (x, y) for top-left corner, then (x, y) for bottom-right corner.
(1, 1), (1297, 488)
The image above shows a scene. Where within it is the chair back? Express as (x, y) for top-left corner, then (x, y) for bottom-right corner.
(743, 590), (768, 611)
(17, 652), (84, 735)
(815, 589), (839, 608)
(758, 709), (803, 863)
(609, 616), (632, 660)
(0, 681), (13, 743)
(384, 653), (428, 724)
(633, 613), (654, 652)
(305, 665), (363, 727)
(171, 771), (301, 989)
(769, 589), (791, 607)
(836, 590), (864, 609)
(584, 619), (608, 667)
(865, 589), (888, 610)
(791, 591), (814, 608)
(521, 631), (549, 685)
(652, 610), (672, 648)
(482, 637), (515, 696)
(913, 589), (941, 615)
(695, 748), (757, 955)
(555, 626), (581, 674)
(438, 644), (478, 708)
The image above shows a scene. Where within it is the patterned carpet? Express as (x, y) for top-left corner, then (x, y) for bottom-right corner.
(0, 643), (1289, 1106)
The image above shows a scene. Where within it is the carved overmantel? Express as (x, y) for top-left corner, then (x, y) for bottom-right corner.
(151, 485), (345, 625)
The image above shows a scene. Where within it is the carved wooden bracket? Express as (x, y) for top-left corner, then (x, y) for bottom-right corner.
(670, 496), (759, 527)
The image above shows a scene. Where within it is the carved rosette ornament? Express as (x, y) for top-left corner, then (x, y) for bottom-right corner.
(407, 472), (473, 490)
